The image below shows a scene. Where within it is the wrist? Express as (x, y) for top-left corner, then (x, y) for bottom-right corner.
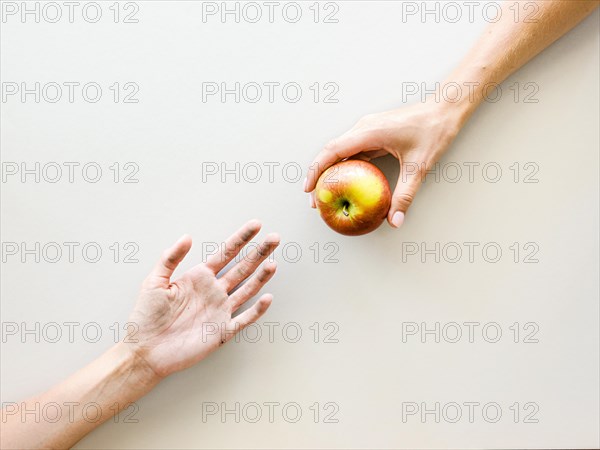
(425, 95), (474, 140)
(111, 342), (163, 394)
(435, 71), (490, 130)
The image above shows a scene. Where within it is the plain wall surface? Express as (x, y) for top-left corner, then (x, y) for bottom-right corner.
(1, 1), (599, 448)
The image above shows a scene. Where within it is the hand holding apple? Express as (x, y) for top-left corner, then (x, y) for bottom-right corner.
(315, 160), (391, 236)
(305, 103), (461, 228)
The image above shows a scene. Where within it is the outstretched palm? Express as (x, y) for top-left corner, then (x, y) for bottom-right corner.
(127, 220), (279, 378)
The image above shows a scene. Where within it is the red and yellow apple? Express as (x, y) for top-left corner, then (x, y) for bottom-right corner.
(315, 160), (391, 236)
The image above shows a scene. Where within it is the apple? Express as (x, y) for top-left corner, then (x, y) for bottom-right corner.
(315, 160), (391, 236)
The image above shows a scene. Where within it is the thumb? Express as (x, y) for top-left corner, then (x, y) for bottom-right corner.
(305, 130), (381, 193)
(388, 162), (423, 228)
(148, 234), (193, 286)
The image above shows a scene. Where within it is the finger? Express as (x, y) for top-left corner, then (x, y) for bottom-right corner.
(310, 191), (316, 209)
(220, 233), (280, 292)
(351, 149), (388, 162)
(205, 220), (262, 273)
(229, 293), (273, 336)
(147, 234), (192, 286)
(352, 153), (371, 162)
(304, 131), (382, 193)
(388, 163), (423, 228)
(228, 261), (277, 312)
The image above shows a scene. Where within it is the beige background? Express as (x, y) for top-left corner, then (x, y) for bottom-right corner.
(1, 1), (599, 448)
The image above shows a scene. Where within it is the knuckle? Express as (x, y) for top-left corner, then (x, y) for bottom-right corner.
(224, 243), (239, 259)
(395, 192), (415, 209)
(256, 270), (268, 283)
(257, 265), (274, 282)
(257, 244), (268, 258)
(323, 138), (338, 154)
(236, 265), (249, 279)
(162, 251), (177, 268)
(239, 228), (254, 243)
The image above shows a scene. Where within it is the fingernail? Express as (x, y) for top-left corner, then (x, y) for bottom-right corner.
(309, 195), (314, 208)
(303, 177), (308, 192)
(392, 211), (404, 228)
(311, 193), (316, 209)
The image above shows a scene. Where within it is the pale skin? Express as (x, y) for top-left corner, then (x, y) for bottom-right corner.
(305, 0), (600, 228)
(0, 220), (280, 449)
(2, 2), (600, 449)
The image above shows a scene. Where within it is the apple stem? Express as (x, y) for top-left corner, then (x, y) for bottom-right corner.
(343, 203), (350, 217)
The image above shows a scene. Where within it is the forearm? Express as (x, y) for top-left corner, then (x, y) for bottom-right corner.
(1, 343), (160, 449)
(2, 223), (278, 449)
(440, 0), (599, 125)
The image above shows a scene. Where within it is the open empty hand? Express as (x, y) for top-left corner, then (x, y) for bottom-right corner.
(127, 220), (280, 378)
